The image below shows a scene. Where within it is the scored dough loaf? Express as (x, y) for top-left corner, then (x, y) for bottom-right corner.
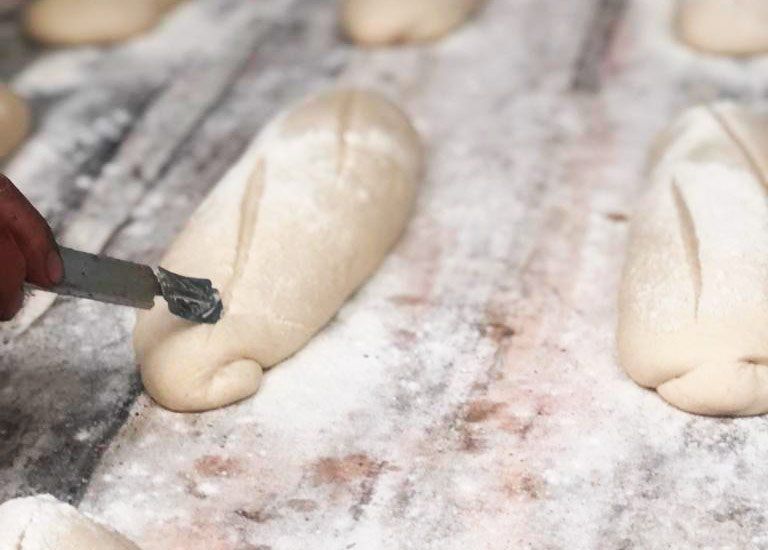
(134, 89), (423, 412)
(677, 0), (768, 56)
(341, 0), (484, 46)
(0, 84), (30, 161)
(0, 495), (139, 550)
(24, 0), (183, 46)
(619, 103), (768, 416)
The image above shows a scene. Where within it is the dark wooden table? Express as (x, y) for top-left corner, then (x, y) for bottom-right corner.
(4, 1), (768, 548)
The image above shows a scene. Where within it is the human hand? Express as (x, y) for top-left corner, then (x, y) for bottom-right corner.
(0, 173), (62, 320)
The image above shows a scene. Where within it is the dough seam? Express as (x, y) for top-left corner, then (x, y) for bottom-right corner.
(671, 179), (702, 319)
(204, 160), (265, 363)
(658, 360), (768, 414)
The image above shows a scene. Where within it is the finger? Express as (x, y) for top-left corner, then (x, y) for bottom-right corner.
(0, 229), (26, 321)
(0, 174), (61, 287)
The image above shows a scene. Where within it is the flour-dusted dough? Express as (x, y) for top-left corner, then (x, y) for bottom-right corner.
(619, 103), (768, 416)
(134, 89), (422, 412)
(677, 0), (768, 56)
(0, 85), (30, 161)
(341, 0), (484, 45)
(24, 0), (180, 46)
(0, 495), (139, 549)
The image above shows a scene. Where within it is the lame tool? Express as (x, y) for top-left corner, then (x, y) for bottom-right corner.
(27, 247), (223, 324)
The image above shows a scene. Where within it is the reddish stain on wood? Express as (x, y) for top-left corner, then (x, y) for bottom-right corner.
(236, 508), (278, 523)
(464, 400), (507, 423)
(150, 516), (253, 549)
(459, 430), (486, 453)
(194, 455), (242, 478)
(504, 472), (545, 500)
(482, 307), (517, 343)
(393, 329), (418, 348)
(499, 416), (534, 440)
(389, 294), (427, 306)
(287, 498), (318, 513)
(605, 211), (628, 222)
(311, 454), (392, 519)
(312, 453), (382, 486)
(484, 322), (517, 341)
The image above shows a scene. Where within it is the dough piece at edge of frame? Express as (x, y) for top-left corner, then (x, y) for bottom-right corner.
(24, 0), (182, 46)
(0, 494), (139, 550)
(618, 102), (768, 416)
(0, 84), (30, 161)
(677, 0), (768, 56)
(341, 0), (484, 46)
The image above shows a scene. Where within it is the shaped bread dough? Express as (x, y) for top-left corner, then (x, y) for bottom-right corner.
(24, 0), (183, 46)
(134, 89), (422, 412)
(341, 0), (484, 45)
(619, 103), (768, 416)
(0, 85), (30, 161)
(677, 0), (768, 56)
(0, 494), (139, 549)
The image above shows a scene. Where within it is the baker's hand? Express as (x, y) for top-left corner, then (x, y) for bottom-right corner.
(0, 174), (62, 321)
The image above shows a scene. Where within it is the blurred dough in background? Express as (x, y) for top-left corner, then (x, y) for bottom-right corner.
(23, 0), (187, 46)
(155, 0), (186, 14)
(341, 0), (484, 46)
(619, 103), (768, 416)
(0, 84), (30, 161)
(0, 494), (139, 549)
(677, 0), (768, 56)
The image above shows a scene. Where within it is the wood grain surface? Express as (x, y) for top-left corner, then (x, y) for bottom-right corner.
(3, 0), (768, 548)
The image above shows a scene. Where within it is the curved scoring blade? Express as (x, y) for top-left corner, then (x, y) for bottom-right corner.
(156, 267), (223, 324)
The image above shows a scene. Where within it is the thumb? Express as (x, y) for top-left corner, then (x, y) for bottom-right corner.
(0, 174), (62, 287)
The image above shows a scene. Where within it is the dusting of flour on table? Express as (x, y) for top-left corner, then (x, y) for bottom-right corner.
(5, 0), (768, 548)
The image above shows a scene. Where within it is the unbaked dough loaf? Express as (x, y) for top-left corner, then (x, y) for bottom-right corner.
(677, 0), (768, 56)
(341, 0), (484, 45)
(134, 89), (422, 412)
(619, 103), (768, 416)
(0, 494), (139, 549)
(24, 0), (183, 46)
(0, 85), (30, 161)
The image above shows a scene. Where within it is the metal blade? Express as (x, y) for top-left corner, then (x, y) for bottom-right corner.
(52, 247), (160, 310)
(29, 247), (223, 324)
